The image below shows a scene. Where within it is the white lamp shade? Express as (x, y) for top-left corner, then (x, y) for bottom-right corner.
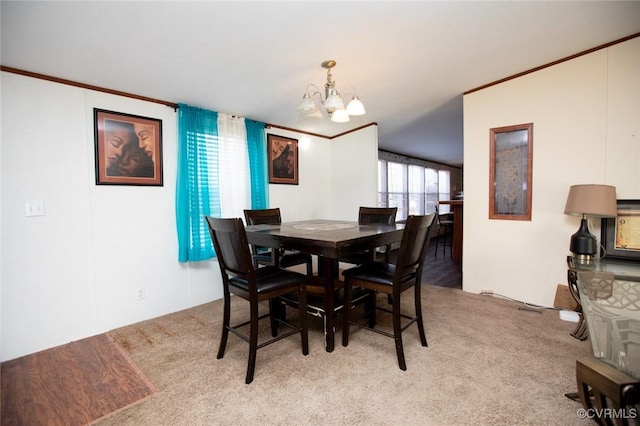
(297, 94), (318, 113)
(346, 96), (366, 115)
(303, 109), (323, 119)
(324, 93), (344, 110)
(330, 108), (350, 123)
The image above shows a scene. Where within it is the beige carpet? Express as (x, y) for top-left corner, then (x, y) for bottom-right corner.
(99, 285), (591, 425)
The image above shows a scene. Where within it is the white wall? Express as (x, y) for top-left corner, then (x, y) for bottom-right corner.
(268, 126), (379, 222)
(0, 72), (378, 361)
(463, 37), (640, 307)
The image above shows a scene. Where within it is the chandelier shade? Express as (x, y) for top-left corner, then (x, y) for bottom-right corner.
(298, 60), (366, 123)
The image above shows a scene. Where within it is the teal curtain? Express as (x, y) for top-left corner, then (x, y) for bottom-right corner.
(245, 120), (268, 209)
(176, 104), (220, 262)
(176, 105), (269, 262)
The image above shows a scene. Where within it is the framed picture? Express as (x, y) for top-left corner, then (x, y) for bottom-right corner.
(601, 199), (640, 261)
(489, 123), (533, 221)
(268, 134), (298, 185)
(94, 108), (163, 186)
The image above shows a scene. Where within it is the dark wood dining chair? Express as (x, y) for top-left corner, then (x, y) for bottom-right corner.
(341, 213), (436, 370)
(338, 206), (398, 265)
(433, 204), (453, 258)
(243, 208), (313, 276)
(205, 216), (309, 384)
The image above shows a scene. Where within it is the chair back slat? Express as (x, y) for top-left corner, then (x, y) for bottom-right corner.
(395, 214), (436, 283)
(244, 208), (282, 226)
(358, 207), (397, 225)
(205, 216), (254, 279)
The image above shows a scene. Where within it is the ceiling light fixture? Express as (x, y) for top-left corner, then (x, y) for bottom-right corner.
(297, 59), (366, 123)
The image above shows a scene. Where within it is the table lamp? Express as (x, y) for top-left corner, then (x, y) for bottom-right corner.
(564, 184), (617, 262)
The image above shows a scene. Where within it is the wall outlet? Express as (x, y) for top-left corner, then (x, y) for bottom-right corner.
(480, 289), (494, 296)
(136, 288), (146, 301)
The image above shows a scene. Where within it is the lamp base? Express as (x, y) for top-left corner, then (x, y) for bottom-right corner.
(569, 218), (597, 260)
(570, 253), (595, 265)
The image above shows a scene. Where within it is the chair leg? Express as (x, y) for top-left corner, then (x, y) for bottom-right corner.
(306, 259), (313, 276)
(392, 293), (407, 371)
(298, 286), (309, 355)
(368, 290), (377, 328)
(414, 283), (428, 347)
(268, 299), (281, 337)
(217, 293), (231, 359)
(246, 300), (260, 384)
(342, 279), (352, 347)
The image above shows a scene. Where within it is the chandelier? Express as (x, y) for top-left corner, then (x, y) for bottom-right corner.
(297, 59), (366, 123)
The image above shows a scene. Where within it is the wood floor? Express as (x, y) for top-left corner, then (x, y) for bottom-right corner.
(388, 238), (462, 289)
(422, 238), (462, 288)
(1, 334), (156, 426)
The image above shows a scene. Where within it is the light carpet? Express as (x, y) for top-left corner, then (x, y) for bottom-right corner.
(99, 285), (592, 425)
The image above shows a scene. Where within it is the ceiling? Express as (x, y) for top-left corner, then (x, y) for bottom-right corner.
(2, 1), (639, 167)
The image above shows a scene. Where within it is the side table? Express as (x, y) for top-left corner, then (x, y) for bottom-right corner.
(570, 267), (640, 424)
(566, 256), (640, 341)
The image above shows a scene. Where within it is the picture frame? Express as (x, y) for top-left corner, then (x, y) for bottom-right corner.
(267, 134), (298, 185)
(94, 108), (163, 186)
(489, 123), (533, 221)
(601, 199), (640, 261)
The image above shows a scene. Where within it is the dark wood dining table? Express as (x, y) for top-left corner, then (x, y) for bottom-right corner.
(244, 219), (405, 352)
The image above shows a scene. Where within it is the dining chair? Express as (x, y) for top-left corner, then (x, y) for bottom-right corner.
(341, 213), (436, 371)
(433, 204), (453, 258)
(338, 206), (398, 266)
(243, 208), (313, 276)
(205, 216), (309, 384)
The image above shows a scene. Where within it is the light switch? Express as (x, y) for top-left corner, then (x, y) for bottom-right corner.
(25, 200), (46, 217)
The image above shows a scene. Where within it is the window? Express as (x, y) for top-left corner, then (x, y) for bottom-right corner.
(387, 161), (407, 219)
(438, 170), (451, 214)
(176, 105), (267, 262)
(378, 154), (455, 221)
(408, 165), (425, 215)
(425, 168), (439, 214)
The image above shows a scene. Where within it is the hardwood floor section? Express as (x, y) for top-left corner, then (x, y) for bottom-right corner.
(388, 238), (462, 289)
(1, 334), (156, 426)
(422, 239), (462, 288)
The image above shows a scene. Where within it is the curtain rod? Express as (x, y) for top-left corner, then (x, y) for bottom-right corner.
(1, 66), (179, 110)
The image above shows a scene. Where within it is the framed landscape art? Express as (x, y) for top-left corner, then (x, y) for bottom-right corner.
(94, 108), (163, 186)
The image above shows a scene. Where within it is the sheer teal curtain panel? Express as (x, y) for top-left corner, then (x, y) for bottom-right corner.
(176, 105), (269, 262)
(246, 120), (269, 209)
(176, 104), (220, 262)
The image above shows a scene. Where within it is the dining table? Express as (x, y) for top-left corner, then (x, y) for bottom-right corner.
(244, 219), (405, 352)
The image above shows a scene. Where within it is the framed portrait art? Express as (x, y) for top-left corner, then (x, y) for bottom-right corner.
(268, 134), (298, 185)
(94, 108), (163, 186)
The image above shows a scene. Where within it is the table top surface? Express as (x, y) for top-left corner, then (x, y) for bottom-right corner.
(245, 219), (405, 257)
(569, 256), (640, 281)
(245, 219), (404, 242)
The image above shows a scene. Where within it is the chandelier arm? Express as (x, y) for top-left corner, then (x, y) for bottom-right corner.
(304, 84), (323, 101)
